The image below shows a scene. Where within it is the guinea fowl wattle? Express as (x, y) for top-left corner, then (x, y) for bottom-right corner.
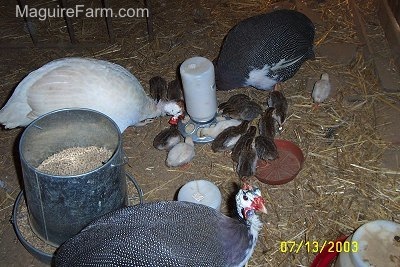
(0, 58), (182, 133)
(215, 9), (315, 91)
(55, 184), (267, 267)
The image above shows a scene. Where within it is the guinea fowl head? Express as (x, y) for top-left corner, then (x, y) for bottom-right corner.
(163, 101), (182, 116)
(158, 100), (184, 124)
(321, 73), (329, 81)
(236, 183), (267, 220)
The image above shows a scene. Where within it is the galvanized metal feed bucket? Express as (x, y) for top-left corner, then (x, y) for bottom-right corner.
(19, 108), (127, 246)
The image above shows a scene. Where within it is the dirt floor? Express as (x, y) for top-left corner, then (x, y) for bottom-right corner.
(0, 0), (399, 266)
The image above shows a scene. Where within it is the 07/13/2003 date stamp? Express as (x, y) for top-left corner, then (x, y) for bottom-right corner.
(279, 240), (358, 254)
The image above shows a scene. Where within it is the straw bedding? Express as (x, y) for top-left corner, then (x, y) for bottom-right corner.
(0, 0), (398, 266)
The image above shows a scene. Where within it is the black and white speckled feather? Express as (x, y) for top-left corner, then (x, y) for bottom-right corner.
(55, 189), (265, 267)
(215, 9), (315, 91)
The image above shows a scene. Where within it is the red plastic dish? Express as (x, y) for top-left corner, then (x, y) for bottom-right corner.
(255, 139), (304, 185)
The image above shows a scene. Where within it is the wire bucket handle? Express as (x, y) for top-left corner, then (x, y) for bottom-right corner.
(110, 149), (129, 168)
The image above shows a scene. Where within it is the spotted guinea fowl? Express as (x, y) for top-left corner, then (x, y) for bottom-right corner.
(55, 184), (267, 267)
(215, 9), (315, 91)
(0, 58), (182, 133)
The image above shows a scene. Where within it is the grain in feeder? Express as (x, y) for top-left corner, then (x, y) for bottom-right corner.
(18, 108), (128, 247)
(37, 146), (113, 176)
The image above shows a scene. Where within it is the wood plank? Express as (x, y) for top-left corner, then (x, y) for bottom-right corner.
(378, 0), (400, 72)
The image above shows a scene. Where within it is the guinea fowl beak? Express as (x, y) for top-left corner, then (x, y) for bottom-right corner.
(168, 116), (179, 125)
(167, 100), (185, 125)
(252, 196), (267, 214)
(241, 182), (253, 191)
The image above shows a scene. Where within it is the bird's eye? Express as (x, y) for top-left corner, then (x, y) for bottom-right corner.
(243, 195), (248, 201)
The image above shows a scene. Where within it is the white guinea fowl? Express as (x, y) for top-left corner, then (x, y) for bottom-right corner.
(0, 57), (182, 133)
(312, 73), (332, 105)
(166, 136), (195, 167)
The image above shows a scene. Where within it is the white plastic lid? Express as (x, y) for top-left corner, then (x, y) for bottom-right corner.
(177, 180), (222, 210)
(351, 220), (400, 267)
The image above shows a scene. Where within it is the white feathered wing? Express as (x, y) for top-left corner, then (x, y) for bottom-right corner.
(0, 58), (159, 132)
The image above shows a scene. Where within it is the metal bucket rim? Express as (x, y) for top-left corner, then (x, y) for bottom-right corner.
(11, 190), (54, 264)
(11, 172), (143, 263)
(19, 108), (123, 178)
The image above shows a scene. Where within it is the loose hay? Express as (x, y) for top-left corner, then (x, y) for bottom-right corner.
(37, 146), (113, 176)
